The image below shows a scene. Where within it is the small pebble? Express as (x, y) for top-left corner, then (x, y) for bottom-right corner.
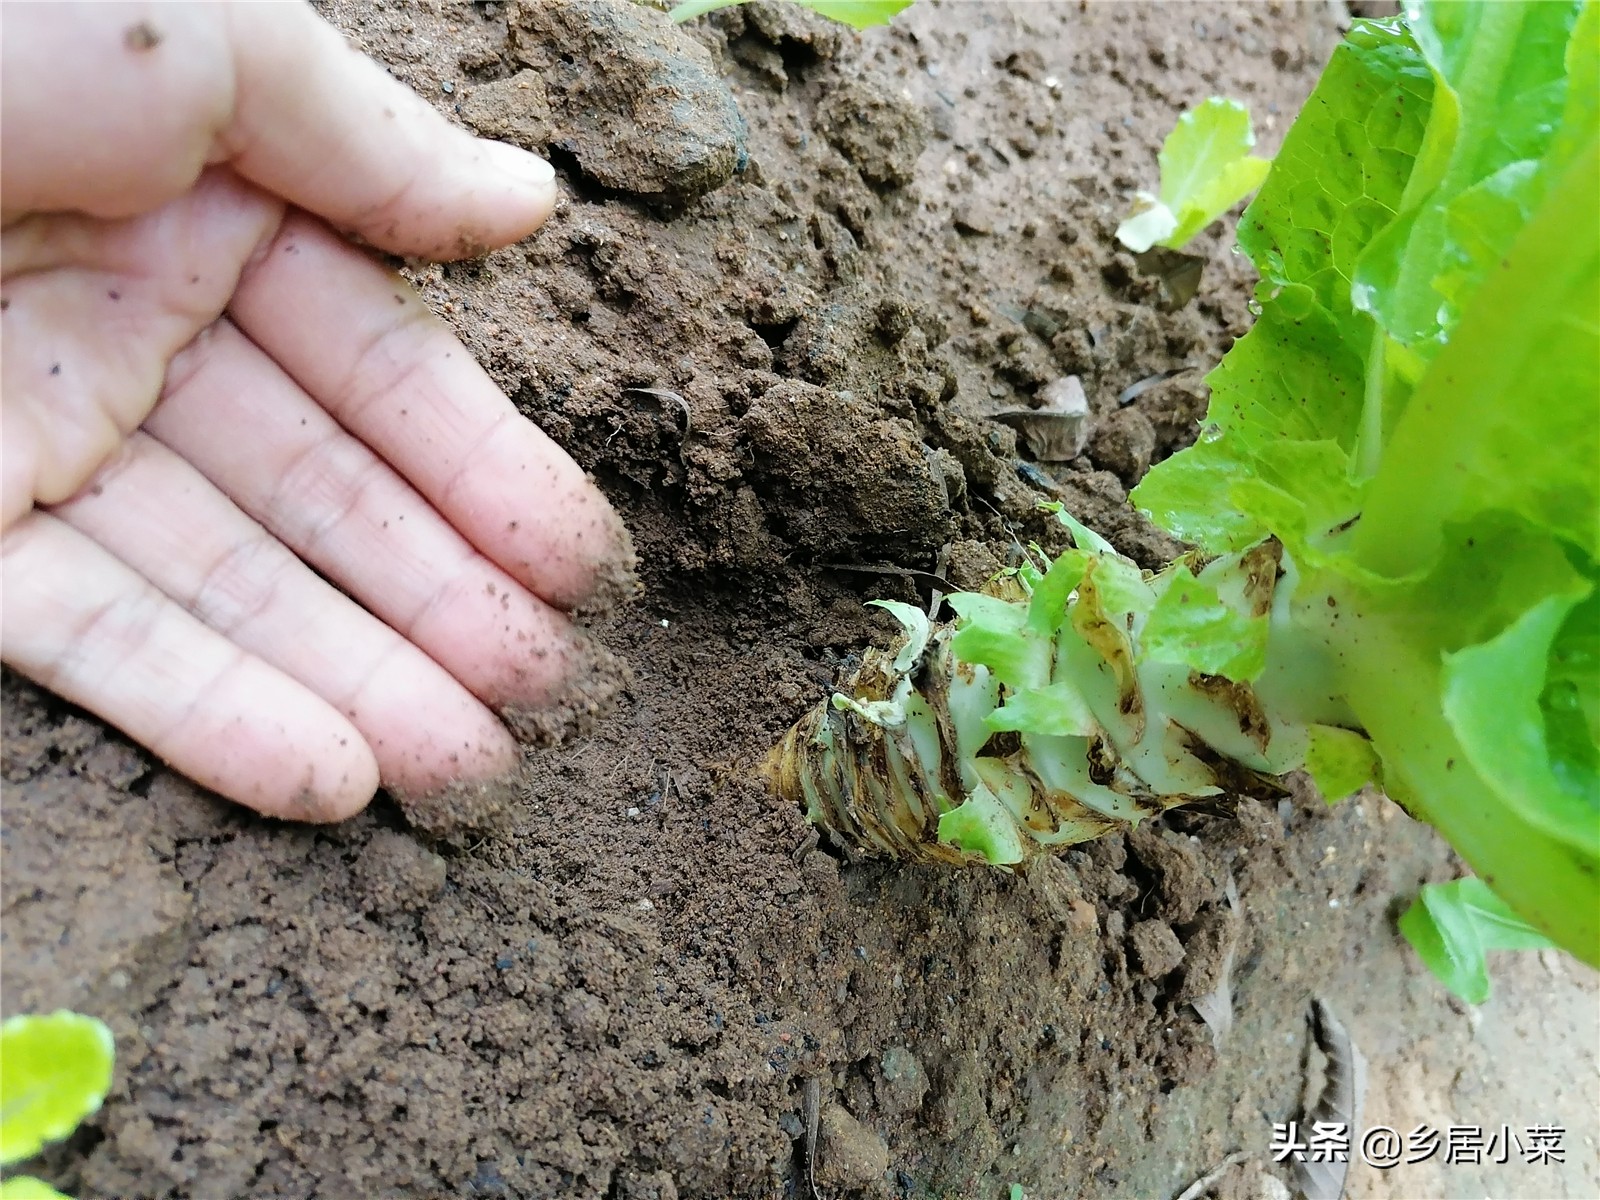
(817, 1106), (890, 1190)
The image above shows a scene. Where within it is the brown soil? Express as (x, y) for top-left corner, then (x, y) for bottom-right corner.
(3, 3), (1595, 1200)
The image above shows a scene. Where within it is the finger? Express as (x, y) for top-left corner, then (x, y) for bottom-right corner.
(0, 511), (377, 821)
(51, 432), (518, 796)
(221, 1), (558, 258)
(228, 213), (634, 610)
(1, 3), (555, 258)
(0, 169), (282, 528)
(143, 319), (588, 712)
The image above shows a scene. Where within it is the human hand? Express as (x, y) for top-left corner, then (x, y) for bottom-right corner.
(1, 3), (632, 822)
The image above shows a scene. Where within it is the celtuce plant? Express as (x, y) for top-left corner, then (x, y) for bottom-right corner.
(768, 0), (1600, 976)
(768, 518), (1312, 867)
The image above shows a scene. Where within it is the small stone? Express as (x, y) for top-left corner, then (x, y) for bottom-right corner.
(1066, 897), (1099, 933)
(613, 1168), (679, 1200)
(458, 70), (555, 153)
(876, 1046), (929, 1116)
(952, 208), (994, 236)
(352, 830), (447, 915)
(1088, 406), (1157, 484)
(817, 76), (928, 188)
(558, 988), (611, 1046)
(816, 1105), (890, 1190)
(506, 0), (746, 202)
(1129, 919), (1186, 979)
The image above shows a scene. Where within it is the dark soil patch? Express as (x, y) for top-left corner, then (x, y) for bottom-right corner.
(5, 4), (1595, 1200)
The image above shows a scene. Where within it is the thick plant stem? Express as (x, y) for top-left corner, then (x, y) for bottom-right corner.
(766, 533), (1357, 867)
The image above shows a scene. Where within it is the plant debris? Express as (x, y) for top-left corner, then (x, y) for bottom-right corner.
(1189, 875), (1241, 1048)
(1296, 998), (1367, 1200)
(992, 375), (1091, 461)
(1171, 1149), (1252, 1200)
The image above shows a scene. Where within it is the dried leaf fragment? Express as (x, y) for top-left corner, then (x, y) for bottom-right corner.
(1295, 998), (1367, 1200)
(993, 376), (1090, 461)
(1189, 875), (1241, 1048)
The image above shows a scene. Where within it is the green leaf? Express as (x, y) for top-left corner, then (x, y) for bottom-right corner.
(1399, 876), (1557, 1003)
(668, 0), (913, 30)
(937, 784), (1025, 865)
(1353, 1), (1586, 366)
(1138, 305), (1367, 560)
(1225, 441), (1367, 569)
(948, 623), (1048, 692)
(1241, 19), (1433, 343)
(944, 591), (1026, 631)
(1143, 565), (1268, 681)
(1204, 299), (1368, 455)
(1443, 589), (1599, 854)
(1130, 24), (1420, 554)
(868, 600), (931, 672)
(796, 0), (914, 27)
(1304, 724), (1381, 802)
(1080, 554), (1156, 625)
(0, 1178), (72, 1200)
(946, 591), (1051, 690)
(1116, 98), (1271, 252)
(1543, 587), (1600, 801)
(986, 682), (1099, 738)
(1355, 130), (1600, 574)
(1042, 503), (1118, 556)
(1132, 435), (1267, 553)
(1333, 516), (1600, 962)
(1027, 550), (1089, 635)
(1551, 1), (1598, 169)
(1159, 99), (1273, 247)
(0, 1012), (114, 1167)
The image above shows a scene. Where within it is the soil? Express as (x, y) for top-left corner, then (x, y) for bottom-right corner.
(3, 3), (1596, 1200)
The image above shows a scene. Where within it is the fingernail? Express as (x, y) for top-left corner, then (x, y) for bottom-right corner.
(483, 140), (556, 189)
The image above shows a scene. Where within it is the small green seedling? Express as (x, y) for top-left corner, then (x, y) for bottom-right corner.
(0, 1181), (74, 1200)
(0, 1012), (116, 1200)
(668, 0), (913, 31)
(1116, 97), (1271, 252)
(1399, 878), (1557, 1005)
